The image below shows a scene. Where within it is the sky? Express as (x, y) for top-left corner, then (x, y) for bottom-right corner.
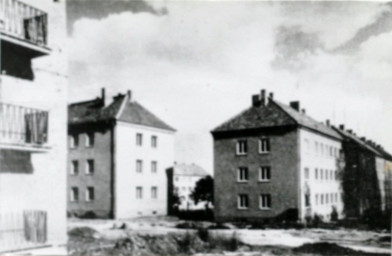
(67, 0), (392, 173)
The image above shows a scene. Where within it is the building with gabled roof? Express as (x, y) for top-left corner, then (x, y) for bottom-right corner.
(68, 89), (175, 219)
(333, 125), (392, 217)
(211, 90), (344, 222)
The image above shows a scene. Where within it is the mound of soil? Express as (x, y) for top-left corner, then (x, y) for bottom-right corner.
(68, 227), (100, 240)
(293, 242), (389, 256)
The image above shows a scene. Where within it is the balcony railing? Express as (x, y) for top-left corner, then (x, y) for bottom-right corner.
(0, 210), (47, 253)
(0, 102), (49, 151)
(0, 0), (48, 47)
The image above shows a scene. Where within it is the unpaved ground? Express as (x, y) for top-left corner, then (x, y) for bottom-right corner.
(68, 216), (391, 255)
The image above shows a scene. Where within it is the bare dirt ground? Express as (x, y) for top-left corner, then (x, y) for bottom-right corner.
(67, 216), (391, 255)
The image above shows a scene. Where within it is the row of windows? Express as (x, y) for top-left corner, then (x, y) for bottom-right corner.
(70, 133), (158, 149)
(236, 138), (270, 155)
(137, 133), (158, 148)
(237, 167), (271, 182)
(174, 186), (193, 193)
(70, 160), (158, 175)
(71, 160), (94, 175)
(304, 168), (339, 181)
(238, 194), (271, 209)
(304, 139), (340, 158)
(136, 160), (158, 173)
(136, 186), (158, 199)
(314, 193), (342, 205)
(70, 187), (94, 202)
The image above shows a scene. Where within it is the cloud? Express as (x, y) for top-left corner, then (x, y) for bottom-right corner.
(67, 0), (167, 35)
(333, 3), (392, 54)
(68, 1), (392, 170)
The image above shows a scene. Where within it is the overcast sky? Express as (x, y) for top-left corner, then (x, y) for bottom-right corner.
(67, 1), (392, 173)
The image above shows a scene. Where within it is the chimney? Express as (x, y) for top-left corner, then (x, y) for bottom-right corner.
(252, 94), (261, 107)
(260, 89), (266, 106)
(347, 129), (353, 134)
(360, 137), (366, 142)
(268, 92), (274, 105)
(127, 90), (132, 102)
(101, 88), (106, 105)
(326, 119), (330, 127)
(339, 124), (345, 130)
(289, 101), (300, 111)
(301, 109), (306, 114)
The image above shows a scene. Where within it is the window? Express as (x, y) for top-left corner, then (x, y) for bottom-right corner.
(330, 170), (333, 181)
(325, 169), (328, 180)
(305, 193), (310, 207)
(86, 159), (94, 175)
(304, 168), (309, 179)
(85, 133), (94, 147)
(315, 168), (318, 180)
(326, 194), (329, 204)
(71, 160), (79, 175)
(136, 160), (143, 173)
(151, 161), (157, 173)
(151, 136), (157, 148)
(238, 194), (249, 209)
(315, 142), (319, 154)
(237, 167), (249, 182)
(330, 147), (333, 157)
(321, 194), (324, 204)
(70, 134), (78, 149)
(151, 186), (158, 199)
(259, 138), (270, 153)
(335, 170), (338, 180)
(236, 140), (247, 155)
(136, 187), (143, 199)
(315, 194), (319, 205)
(335, 193), (338, 203)
(260, 194), (271, 209)
(136, 133), (143, 146)
(320, 143), (324, 156)
(304, 139), (309, 153)
(70, 187), (79, 202)
(259, 166), (271, 181)
(86, 187), (94, 201)
(320, 169), (323, 180)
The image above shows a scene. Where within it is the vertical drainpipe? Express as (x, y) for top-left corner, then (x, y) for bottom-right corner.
(110, 121), (116, 219)
(297, 127), (302, 223)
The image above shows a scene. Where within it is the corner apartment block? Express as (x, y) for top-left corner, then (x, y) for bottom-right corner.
(211, 90), (344, 223)
(68, 89), (176, 219)
(0, 0), (68, 252)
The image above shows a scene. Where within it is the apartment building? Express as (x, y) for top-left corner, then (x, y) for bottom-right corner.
(211, 90), (344, 222)
(167, 163), (209, 211)
(68, 89), (175, 219)
(0, 0), (68, 253)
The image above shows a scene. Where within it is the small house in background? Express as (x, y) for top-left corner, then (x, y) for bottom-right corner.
(68, 88), (176, 219)
(167, 163), (209, 213)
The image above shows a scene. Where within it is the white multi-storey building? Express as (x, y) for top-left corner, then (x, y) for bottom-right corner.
(0, 0), (68, 253)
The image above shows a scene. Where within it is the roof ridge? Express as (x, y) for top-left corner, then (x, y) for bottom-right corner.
(69, 98), (102, 107)
(212, 106), (256, 132)
(268, 99), (299, 125)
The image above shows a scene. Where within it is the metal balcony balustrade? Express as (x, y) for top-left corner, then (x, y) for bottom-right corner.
(0, 0), (48, 47)
(0, 102), (49, 151)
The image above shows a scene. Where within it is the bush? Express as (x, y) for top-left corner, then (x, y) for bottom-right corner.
(208, 232), (240, 251)
(197, 227), (209, 242)
(80, 210), (97, 219)
(177, 209), (214, 221)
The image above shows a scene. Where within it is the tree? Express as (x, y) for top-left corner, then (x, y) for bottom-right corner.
(190, 175), (214, 208)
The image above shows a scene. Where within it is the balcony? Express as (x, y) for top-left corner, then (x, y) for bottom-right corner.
(0, 0), (50, 57)
(0, 102), (49, 152)
(0, 210), (48, 253)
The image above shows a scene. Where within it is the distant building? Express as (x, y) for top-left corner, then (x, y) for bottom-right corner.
(68, 89), (176, 219)
(167, 163), (209, 212)
(0, 0), (68, 253)
(333, 125), (392, 217)
(211, 90), (344, 223)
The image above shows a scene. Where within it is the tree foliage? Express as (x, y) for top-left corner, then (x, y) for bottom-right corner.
(190, 175), (214, 205)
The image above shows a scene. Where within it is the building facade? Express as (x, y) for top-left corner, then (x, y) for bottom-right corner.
(68, 89), (175, 219)
(167, 163), (209, 211)
(211, 90), (344, 223)
(0, 0), (68, 253)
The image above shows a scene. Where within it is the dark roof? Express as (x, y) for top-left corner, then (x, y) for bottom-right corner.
(69, 93), (176, 132)
(118, 100), (176, 132)
(174, 163), (209, 177)
(212, 99), (341, 140)
(332, 127), (381, 156)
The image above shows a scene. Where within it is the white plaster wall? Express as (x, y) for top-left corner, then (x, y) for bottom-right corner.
(0, 0), (68, 245)
(299, 128), (344, 221)
(376, 157), (386, 211)
(115, 121), (175, 219)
